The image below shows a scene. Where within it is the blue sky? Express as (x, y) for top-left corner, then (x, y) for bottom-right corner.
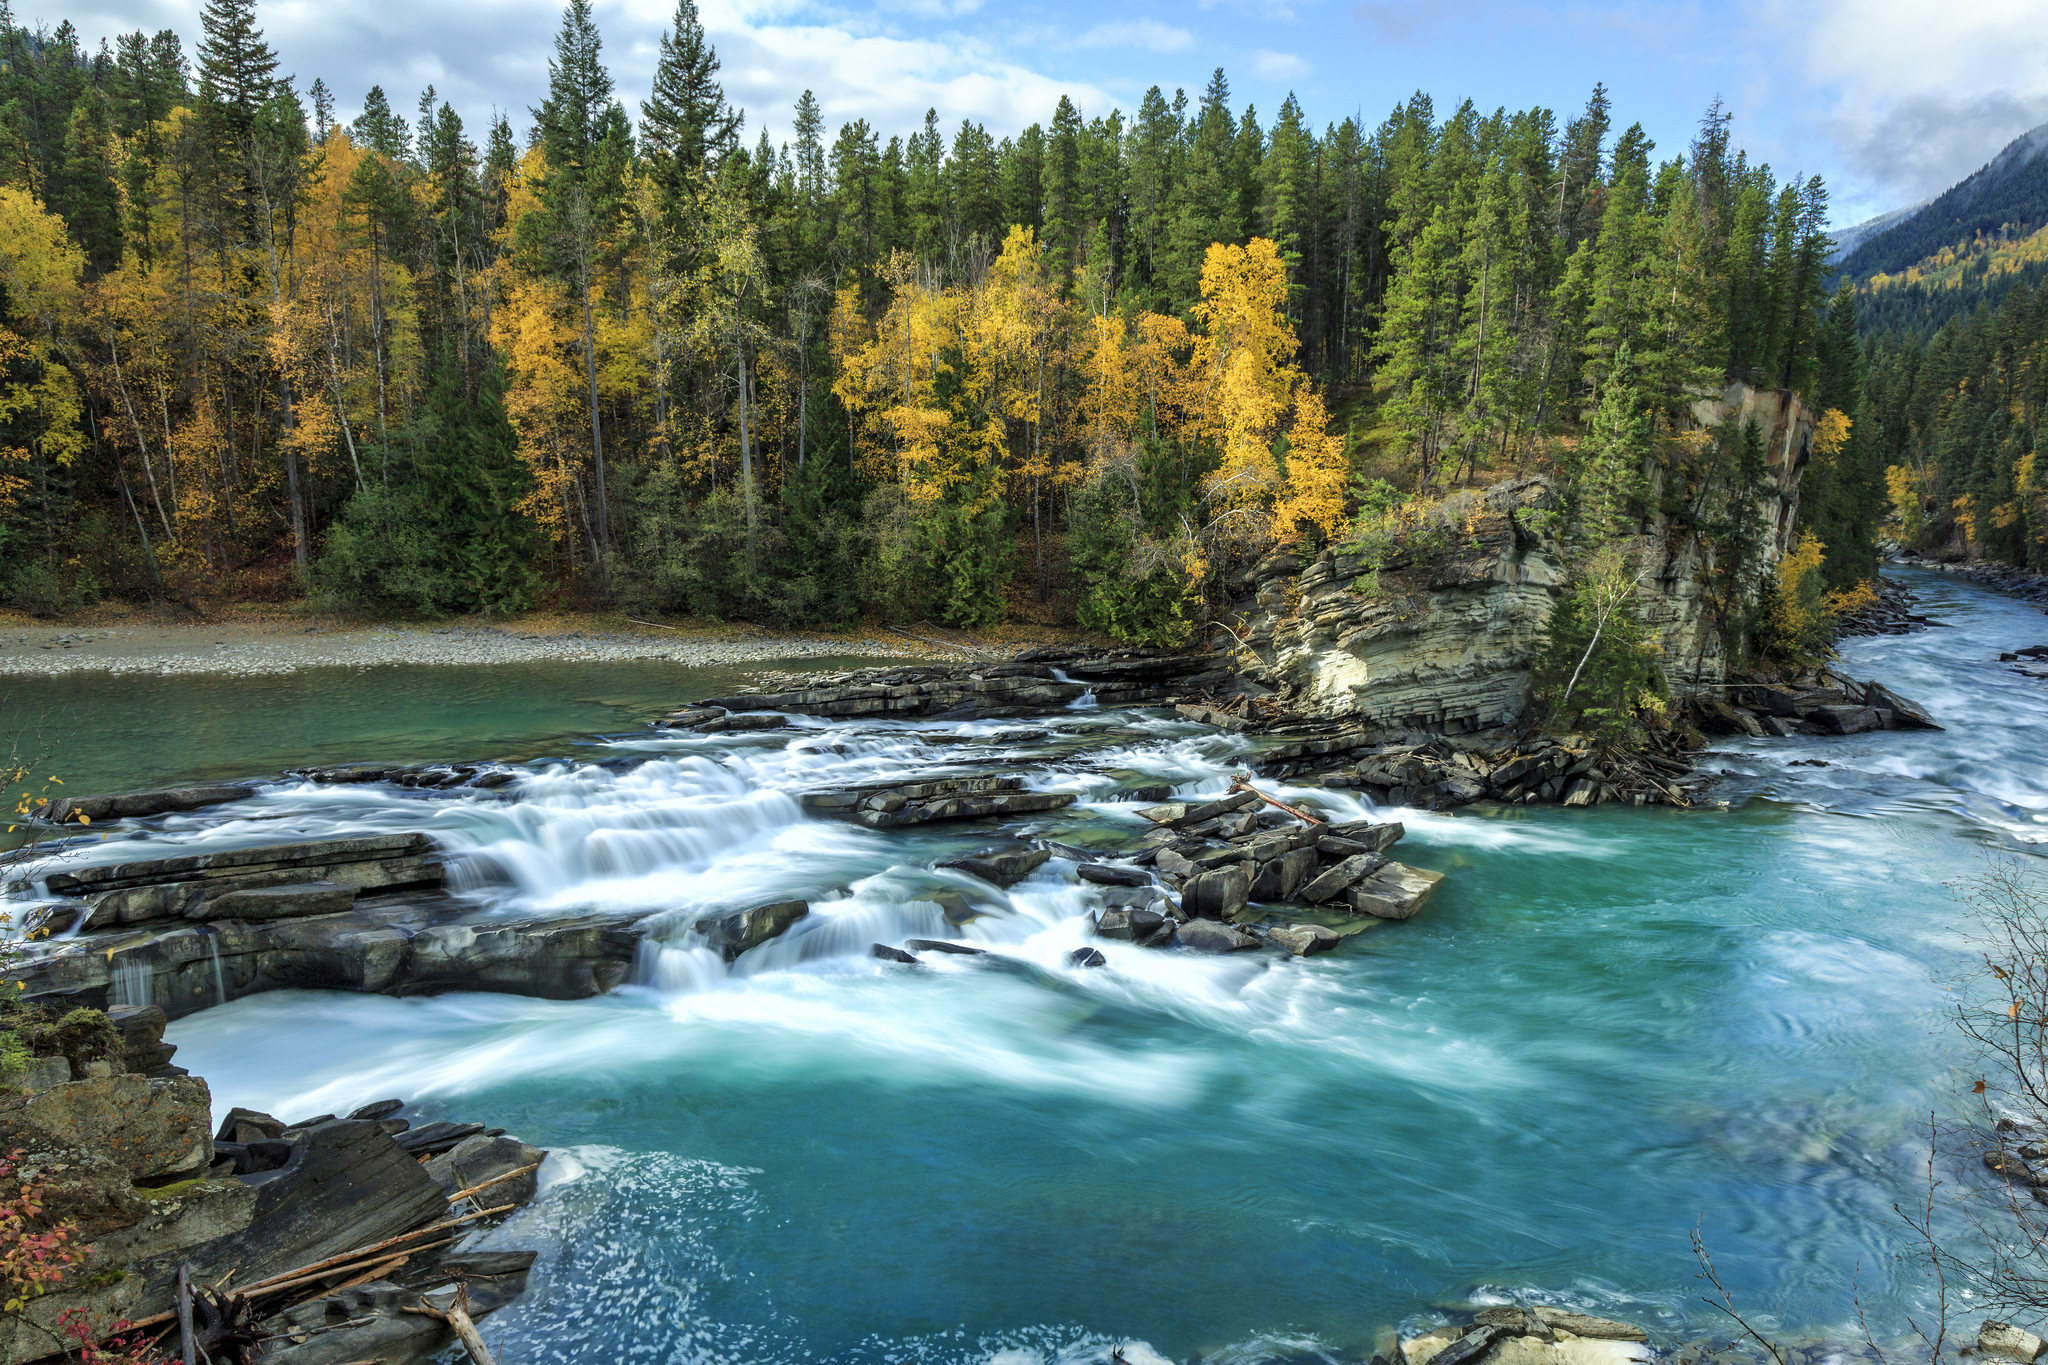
(49, 0), (2048, 226)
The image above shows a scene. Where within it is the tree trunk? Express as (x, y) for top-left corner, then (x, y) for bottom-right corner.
(738, 344), (757, 571)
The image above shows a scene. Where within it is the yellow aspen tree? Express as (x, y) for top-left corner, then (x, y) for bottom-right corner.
(1191, 238), (1297, 536)
(1272, 386), (1350, 540)
(0, 189), (86, 513)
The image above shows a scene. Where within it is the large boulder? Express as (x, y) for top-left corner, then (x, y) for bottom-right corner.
(1250, 847), (1319, 901)
(1, 1074), (215, 1180)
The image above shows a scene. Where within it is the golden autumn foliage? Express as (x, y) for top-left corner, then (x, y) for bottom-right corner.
(0, 189), (85, 511)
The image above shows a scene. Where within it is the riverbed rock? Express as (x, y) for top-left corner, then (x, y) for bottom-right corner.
(9, 895), (644, 1022)
(1180, 866), (1250, 920)
(695, 900), (810, 963)
(1298, 853), (1388, 904)
(1250, 846), (1319, 901)
(1267, 924), (1339, 956)
(50, 833), (443, 930)
(193, 881), (358, 921)
(40, 783), (257, 825)
(871, 943), (920, 964)
(801, 775), (1076, 828)
(942, 847), (1051, 887)
(1067, 946), (1107, 967)
(1176, 920), (1258, 953)
(107, 1003), (179, 1076)
(1346, 862), (1445, 920)
(1864, 680), (1942, 729)
(695, 650), (1216, 722)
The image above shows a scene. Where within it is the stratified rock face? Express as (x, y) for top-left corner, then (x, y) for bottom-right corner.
(1237, 385), (1814, 724)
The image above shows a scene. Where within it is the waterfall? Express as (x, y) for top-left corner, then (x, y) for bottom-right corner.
(109, 960), (154, 1009)
(208, 938), (229, 1007)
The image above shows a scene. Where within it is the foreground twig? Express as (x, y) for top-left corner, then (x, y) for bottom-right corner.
(1692, 1216), (1788, 1365)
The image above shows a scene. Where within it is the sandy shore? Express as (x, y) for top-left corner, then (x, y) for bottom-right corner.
(0, 616), (952, 677)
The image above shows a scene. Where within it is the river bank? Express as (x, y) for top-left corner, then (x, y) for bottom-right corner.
(0, 609), (1052, 678)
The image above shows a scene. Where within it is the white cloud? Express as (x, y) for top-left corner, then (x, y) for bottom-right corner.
(1075, 19), (1194, 53)
(1792, 0), (2048, 202)
(1251, 48), (1307, 80)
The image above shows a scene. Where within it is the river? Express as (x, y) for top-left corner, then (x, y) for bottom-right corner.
(11, 568), (2048, 1364)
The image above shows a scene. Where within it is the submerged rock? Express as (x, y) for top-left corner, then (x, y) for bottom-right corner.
(871, 943), (920, 964)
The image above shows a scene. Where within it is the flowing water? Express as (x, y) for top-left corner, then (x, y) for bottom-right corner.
(14, 570), (2048, 1364)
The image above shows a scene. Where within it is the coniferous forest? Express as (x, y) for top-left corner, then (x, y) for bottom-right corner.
(0, 0), (1897, 645)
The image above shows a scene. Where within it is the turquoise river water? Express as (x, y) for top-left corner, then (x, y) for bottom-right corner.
(8, 568), (2048, 1365)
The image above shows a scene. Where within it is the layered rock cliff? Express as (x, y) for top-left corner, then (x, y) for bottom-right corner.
(1226, 383), (1817, 727)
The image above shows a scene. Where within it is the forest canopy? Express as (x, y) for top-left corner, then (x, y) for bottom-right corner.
(0, 0), (1884, 643)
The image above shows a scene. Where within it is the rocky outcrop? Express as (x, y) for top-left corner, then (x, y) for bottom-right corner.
(693, 900), (809, 962)
(1232, 384), (1816, 728)
(0, 1058), (547, 1365)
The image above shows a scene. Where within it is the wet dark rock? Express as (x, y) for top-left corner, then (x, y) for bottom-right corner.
(219, 1106), (287, 1144)
(871, 943), (920, 964)
(1076, 863), (1148, 887)
(40, 783), (256, 825)
(1808, 704), (1884, 734)
(393, 1120), (486, 1156)
(423, 1133), (546, 1205)
(904, 938), (985, 955)
(10, 894), (644, 1022)
(1250, 847), (1319, 901)
(1067, 946), (1108, 967)
(348, 1098), (404, 1122)
(194, 881), (357, 922)
(694, 900), (810, 963)
(942, 847), (1051, 887)
(107, 1004), (180, 1077)
(1176, 920), (1258, 953)
(1864, 680), (1942, 729)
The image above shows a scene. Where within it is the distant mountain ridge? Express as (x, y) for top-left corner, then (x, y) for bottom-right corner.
(1836, 120), (2048, 281)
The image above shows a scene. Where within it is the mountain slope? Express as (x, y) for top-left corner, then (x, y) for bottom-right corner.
(1837, 120), (2048, 280)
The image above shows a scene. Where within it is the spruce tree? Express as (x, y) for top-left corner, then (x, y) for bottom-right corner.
(194, 0), (277, 136)
(640, 0), (737, 195)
